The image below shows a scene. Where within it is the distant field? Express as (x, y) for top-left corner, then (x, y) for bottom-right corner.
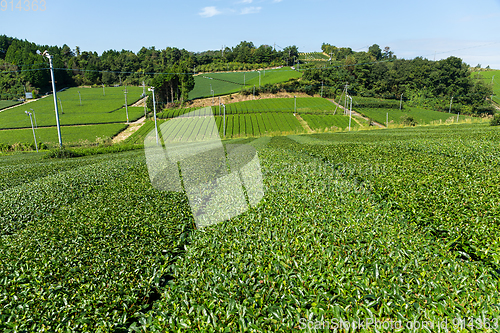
(0, 100), (21, 110)
(301, 114), (352, 131)
(0, 87), (144, 129)
(216, 113), (304, 137)
(217, 97), (337, 115)
(126, 112), (304, 142)
(473, 70), (500, 104)
(299, 52), (330, 61)
(160, 97), (338, 118)
(356, 106), (474, 126)
(188, 67), (302, 100)
(0, 123), (128, 146)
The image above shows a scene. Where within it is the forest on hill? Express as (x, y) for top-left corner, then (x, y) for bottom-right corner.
(0, 35), (494, 115)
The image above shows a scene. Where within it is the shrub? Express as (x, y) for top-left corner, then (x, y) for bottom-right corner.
(400, 114), (417, 126)
(490, 114), (500, 126)
(44, 148), (83, 159)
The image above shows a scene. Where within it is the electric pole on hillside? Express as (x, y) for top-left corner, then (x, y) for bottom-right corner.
(148, 87), (158, 146)
(348, 95), (352, 131)
(142, 81), (147, 117)
(124, 87), (129, 124)
(38, 50), (62, 147)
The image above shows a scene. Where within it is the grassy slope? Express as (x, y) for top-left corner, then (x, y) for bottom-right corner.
(0, 87), (144, 129)
(0, 100), (21, 110)
(0, 123), (128, 146)
(213, 97), (338, 114)
(189, 67), (302, 100)
(356, 106), (474, 126)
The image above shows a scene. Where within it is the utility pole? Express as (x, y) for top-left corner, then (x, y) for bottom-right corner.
(399, 93), (403, 110)
(348, 95), (352, 131)
(58, 97), (64, 114)
(143, 81), (147, 118)
(124, 87), (129, 124)
(25, 110), (38, 152)
(449, 96), (454, 113)
(148, 87), (158, 146)
(386, 112), (388, 127)
(102, 84), (105, 96)
(253, 85), (255, 100)
(30, 108), (37, 128)
(492, 76), (495, 101)
(222, 103), (226, 137)
(40, 50), (62, 147)
(78, 91), (82, 106)
(294, 96), (297, 113)
(321, 81), (324, 98)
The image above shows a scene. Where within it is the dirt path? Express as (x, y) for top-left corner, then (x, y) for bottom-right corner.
(295, 114), (313, 133)
(131, 97), (147, 107)
(327, 99), (385, 128)
(112, 116), (146, 143)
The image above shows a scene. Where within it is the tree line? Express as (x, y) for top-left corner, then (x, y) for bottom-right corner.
(302, 44), (493, 115)
(0, 36), (299, 102)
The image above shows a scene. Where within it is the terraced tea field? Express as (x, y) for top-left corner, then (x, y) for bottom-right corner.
(0, 87), (144, 129)
(0, 123), (128, 146)
(161, 97), (338, 118)
(188, 67), (302, 100)
(1, 122), (499, 331)
(0, 100), (21, 110)
(356, 106), (473, 126)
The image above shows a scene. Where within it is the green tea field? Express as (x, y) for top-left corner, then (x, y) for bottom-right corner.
(161, 97), (339, 118)
(0, 123), (128, 146)
(0, 87), (144, 129)
(355, 106), (473, 126)
(188, 67), (302, 100)
(1, 122), (499, 331)
(0, 100), (21, 110)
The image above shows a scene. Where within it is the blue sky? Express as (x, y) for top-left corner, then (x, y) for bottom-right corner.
(1, 0), (499, 68)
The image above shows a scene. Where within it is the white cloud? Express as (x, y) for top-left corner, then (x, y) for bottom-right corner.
(273, 0), (283, 2)
(238, 0), (253, 3)
(199, 6), (221, 17)
(241, 6), (262, 14)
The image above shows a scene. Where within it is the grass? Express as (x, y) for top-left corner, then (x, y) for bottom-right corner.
(0, 123), (128, 146)
(356, 106), (474, 126)
(0, 86), (144, 130)
(0, 100), (21, 110)
(188, 67), (302, 100)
